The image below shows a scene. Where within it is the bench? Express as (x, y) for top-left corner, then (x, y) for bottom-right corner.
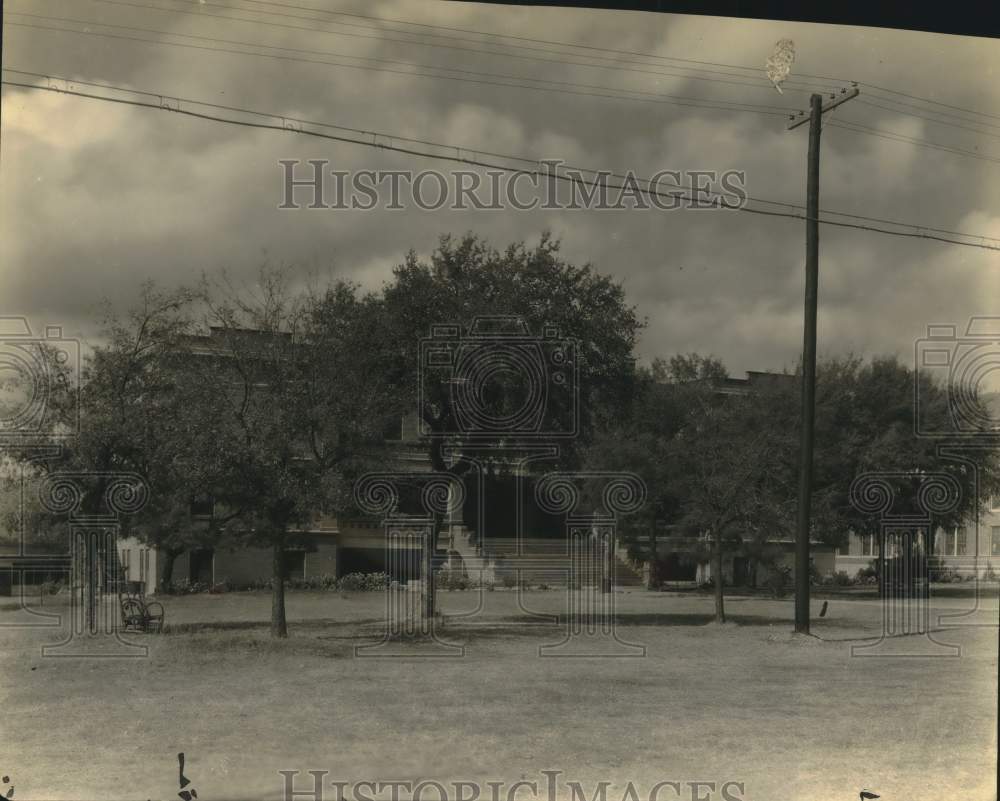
(120, 594), (165, 633)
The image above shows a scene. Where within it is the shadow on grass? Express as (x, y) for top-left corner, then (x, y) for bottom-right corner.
(155, 612), (964, 653)
(164, 617), (386, 634)
(162, 611), (875, 635)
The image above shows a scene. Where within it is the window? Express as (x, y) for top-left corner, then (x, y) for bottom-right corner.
(189, 549), (214, 583)
(956, 527), (968, 556)
(190, 494), (215, 518)
(944, 529), (957, 556)
(991, 496), (1000, 512)
(992, 526), (1000, 557)
(120, 549), (131, 572)
(282, 550), (306, 580)
(382, 418), (402, 441)
(860, 533), (877, 557)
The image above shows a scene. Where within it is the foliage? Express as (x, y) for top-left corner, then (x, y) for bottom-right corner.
(170, 572), (391, 593)
(335, 572), (390, 592)
(380, 233), (643, 458)
(182, 268), (396, 636)
(585, 351), (1000, 619)
(765, 566), (792, 598)
(170, 579), (211, 595)
(858, 562), (879, 580)
(373, 233), (645, 614)
(830, 570), (854, 587)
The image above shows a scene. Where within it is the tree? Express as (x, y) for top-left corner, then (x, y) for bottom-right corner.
(670, 377), (795, 622)
(592, 351), (1000, 621)
(378, 233), (645, 615)
(583, 354), (732, 590)
(76, 283), (221, 591)
(3, 284), (219, 591)
(189, 268), (393, 637)
(807, 355), (1000, 585)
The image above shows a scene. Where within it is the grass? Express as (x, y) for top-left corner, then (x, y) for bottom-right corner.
(0, 589), (996, 801)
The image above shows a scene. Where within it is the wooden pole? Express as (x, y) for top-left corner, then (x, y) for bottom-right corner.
(795, 93), (823, 634)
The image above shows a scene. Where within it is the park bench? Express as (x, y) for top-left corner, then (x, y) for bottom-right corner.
(120, 593), (165, 633)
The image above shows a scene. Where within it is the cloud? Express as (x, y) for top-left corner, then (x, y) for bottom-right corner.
(1, 0), (998, 375)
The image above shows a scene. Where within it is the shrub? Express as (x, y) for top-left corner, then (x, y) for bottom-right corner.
(831, 570), (853, 587)
(171, 578), (210, 594)
(934, 568), (963, 584)
(764, 566), (790, 597)
(336, 572), (389, 592)
(858, 562), (878, 580)
(501, 574), (518, 589)
(437, 570), (471, 591)
(286, 575), (338, 590)
(183, 572), (391, 593)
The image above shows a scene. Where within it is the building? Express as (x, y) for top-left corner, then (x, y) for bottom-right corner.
(835, 496), (1000, 578)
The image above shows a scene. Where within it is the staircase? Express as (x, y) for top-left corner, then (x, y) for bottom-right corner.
(473, 538), (646, 588)
(613, 555), (645, 587)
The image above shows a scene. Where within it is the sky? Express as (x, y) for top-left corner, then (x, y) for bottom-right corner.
(1, 0), (999, 378)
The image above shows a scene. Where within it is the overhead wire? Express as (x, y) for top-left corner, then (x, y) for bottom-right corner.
(3, 71), (998, 252)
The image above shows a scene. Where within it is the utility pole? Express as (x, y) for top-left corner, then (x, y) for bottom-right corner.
(788, 86), (859, 634)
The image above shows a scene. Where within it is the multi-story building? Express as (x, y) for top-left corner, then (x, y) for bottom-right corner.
(835, 496), (1000, 578)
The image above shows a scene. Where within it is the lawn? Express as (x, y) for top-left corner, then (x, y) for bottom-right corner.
(0, 588), (996, 801)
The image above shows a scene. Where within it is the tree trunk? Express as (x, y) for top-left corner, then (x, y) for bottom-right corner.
(602, 531), (613, 594)
(159, 548), (181, 594)
(876, 527), (884, 598)
(647, 522), (659, 590)
(271, 536), (288, 638)
(712, 529), (725, 623)
(422, 516), (439, 621)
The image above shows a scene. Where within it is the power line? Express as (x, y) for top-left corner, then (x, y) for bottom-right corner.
(857, 82), (1000, 124)
(152, 0), (1000, 125)
(82, 0), (839, 98)
(14, 15), (1000, 168)
(3, 72), (998, 251)
(3, 17), (795, 117)
(855, 96), (1000, 134)
(5, 65), (997, 244)
(14, 9), (998, 165)
(828, 119), (1000, 164)
(84, 0), (1000, 142)
(856, 99), (1000, 140)
(181, 0), (843, 82)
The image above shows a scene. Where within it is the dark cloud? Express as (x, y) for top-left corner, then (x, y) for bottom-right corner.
(1, 0), (997, 373)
